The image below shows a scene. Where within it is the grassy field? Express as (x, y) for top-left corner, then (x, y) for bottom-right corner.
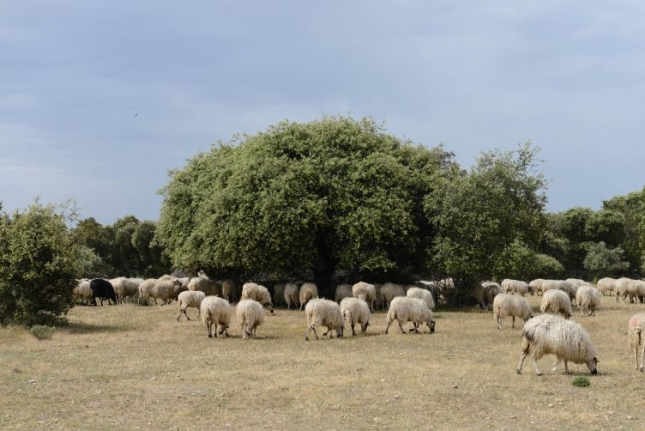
(1, 294), (644, 430)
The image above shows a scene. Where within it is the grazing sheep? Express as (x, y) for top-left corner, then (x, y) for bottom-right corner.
(617, 278), (645, 303)
(517, 314), (599, 375)
(628, 312), (645, 371)
(236, 299), (265, 340)
(493, 294), (533, 330)
(110, 277), (129, 304)
(529, 279), (545, 296)
(221, 278), (239, 303)
(540, 289), (573, 319)
(138, 278), (157, 305)
(150, 278), (182, 305)
(406, 287), (435, 310)
(241, 282), (274, 314)
(385, 297), (436, 335)
(415, 280), (441, 307)
(482, 282), (503, 309)
(334, 284), (353, 303)
(557, 280), (578, 302)
(352, 281), (376, 311)
(299, 282), (318, 310)
(72, 279), (92, 305)
(273, 283), (286, 307)
(200, 296), (231, 338)
(304, 298), (344, 341)
(380, 282), (406, 308)
(597, 277), (617, 296)
(340, 297), (370, 336)
(566, 278), (591, 287)
(501, 279), (532, 296)
(188, 272), (221, 297)
(90, 278), (117, 306)
(575, 285), (601, 317)
(373, 284), (384, 310)
(284, 283), (299, 310)
(176, 290), (206, 321)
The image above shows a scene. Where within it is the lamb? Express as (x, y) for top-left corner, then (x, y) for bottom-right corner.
(187, 272), (221, 297)
(176, 290), (206, 321)
(241, 282), (274, 314)
(406, 286), (435, 310)
(493, 294), (533, 330)
(482, 282), (503, 309)
(334, 284), (353, 303)
(236, 299), (265, 340)
(380, 282), (406, 308)
(352, 281), (376, 311)
(284, 282), (299, 309)
(298, 282), (318, 310)
(304, 298), (344, 341)
(501, 279), (532, 296)
(339, 297), (370, 336)
(540, 289), (573, 319)
(575, 285), (601, 317)
(200, 296), (231, 338)
(597, 277), (617, 296)
(517, 314), (598, 375)
(385, 297), (436, 335)
(627, 312), (645, 371)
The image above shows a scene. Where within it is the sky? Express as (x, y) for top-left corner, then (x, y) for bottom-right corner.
(1, 1), (644, 225)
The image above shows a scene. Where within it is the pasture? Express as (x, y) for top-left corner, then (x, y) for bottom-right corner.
(2, 294), (644, 430)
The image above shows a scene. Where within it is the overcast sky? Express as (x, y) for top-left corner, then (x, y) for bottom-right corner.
(1, 1), (643, 224)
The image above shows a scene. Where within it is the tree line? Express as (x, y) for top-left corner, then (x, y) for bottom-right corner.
(1, 116), (644, 325)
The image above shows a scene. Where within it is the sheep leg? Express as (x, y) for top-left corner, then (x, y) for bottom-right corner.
(351, 323), (356, 336)
(305, 324), (319, 341)
(496, 316), (502, 330)
(384, 320), (392, 335)
(397, 321), (406, 334)
(176, 310), (183, 322)
(640, 337), (645, 371)
(511, 316), (515, 328)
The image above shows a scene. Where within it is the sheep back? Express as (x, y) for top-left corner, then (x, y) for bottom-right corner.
(340, 297), (371, 336)
(298, 282), (318, 310)
(236, 299), (266, 339)
(540, 289), (572, 319)
(304, 298), (344, 341)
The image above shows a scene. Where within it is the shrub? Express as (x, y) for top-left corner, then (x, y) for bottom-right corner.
(572, 376), (590, 387)
(29, 325), (55, 340)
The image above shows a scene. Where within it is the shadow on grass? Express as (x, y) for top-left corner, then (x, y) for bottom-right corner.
(65, 322), (132, 334)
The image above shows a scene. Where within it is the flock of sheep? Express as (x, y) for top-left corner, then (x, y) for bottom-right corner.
(72, 274), (645, 377)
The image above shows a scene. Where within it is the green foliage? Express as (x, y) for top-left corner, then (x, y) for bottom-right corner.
(572, 376), (590, 387)
(0, 202), (79, 326)
(603, 189), (645, 275)
(585, 210), (625, 246)
(156, 116), (454, 292)
(583, 241), (629, 278)
(29, 325), (55, 340)
(424, 142), (548, 286)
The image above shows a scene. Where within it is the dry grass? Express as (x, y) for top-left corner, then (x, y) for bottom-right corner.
(1, 295), (644, 430)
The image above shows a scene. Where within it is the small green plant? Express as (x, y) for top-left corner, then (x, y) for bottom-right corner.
(572, 376), (590, 387)
(29, 325), (55, 340)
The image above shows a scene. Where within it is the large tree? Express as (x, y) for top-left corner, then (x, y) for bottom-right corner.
(156, 116), (454, 294)
(0, 201), (79, 326)
(423, 142), (548, 301)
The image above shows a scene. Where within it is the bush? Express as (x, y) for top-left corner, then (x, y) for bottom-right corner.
(572, 376), (590, 387)
(29, 325), (55, 340)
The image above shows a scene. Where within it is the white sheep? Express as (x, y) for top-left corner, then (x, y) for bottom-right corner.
(385, 297), (436, 335)
(241, 282), (274, 314)
(566, 278), (591, 287)
(557, 280), (578, 302)
(597, 277), (617, 296)
(176, 290), (206, 321)
(501, 279), (532, 296)
(529, 279), (545, 296)
(150, 278), (183, 305)
(200, 296), (231, 338)
(188, 272), (221, 297)
(236, 299), (265, 340)
(334, 284), (353, 303)
(352, 281), (376, 311)
(304, 298), (344, 341)
(284, 283), (299, 309)
(406, 287), (435, 310)
(517, 314), (599, 375)
(416, 280), (441, 307)
(298, 282), (318, 310)
(575, 285), (601, 317)
(627, 312), (645, 371)
(616, 278), (645, 303)
(493, 293), (533, 330)
(72, 278), (92, 305)
(137, 278), (157, 305)
(339, 297), (370, 336)
(110, 277), (142, 304)
(540, 289), (573, 319)
(380, 282), (406, 308)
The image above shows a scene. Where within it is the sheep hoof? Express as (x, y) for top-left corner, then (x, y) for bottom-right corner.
(640, 368), (644, 373)
(516, 369), (521, 375)
(208, 334), (213, 338)
(536, 372), (543, 376)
